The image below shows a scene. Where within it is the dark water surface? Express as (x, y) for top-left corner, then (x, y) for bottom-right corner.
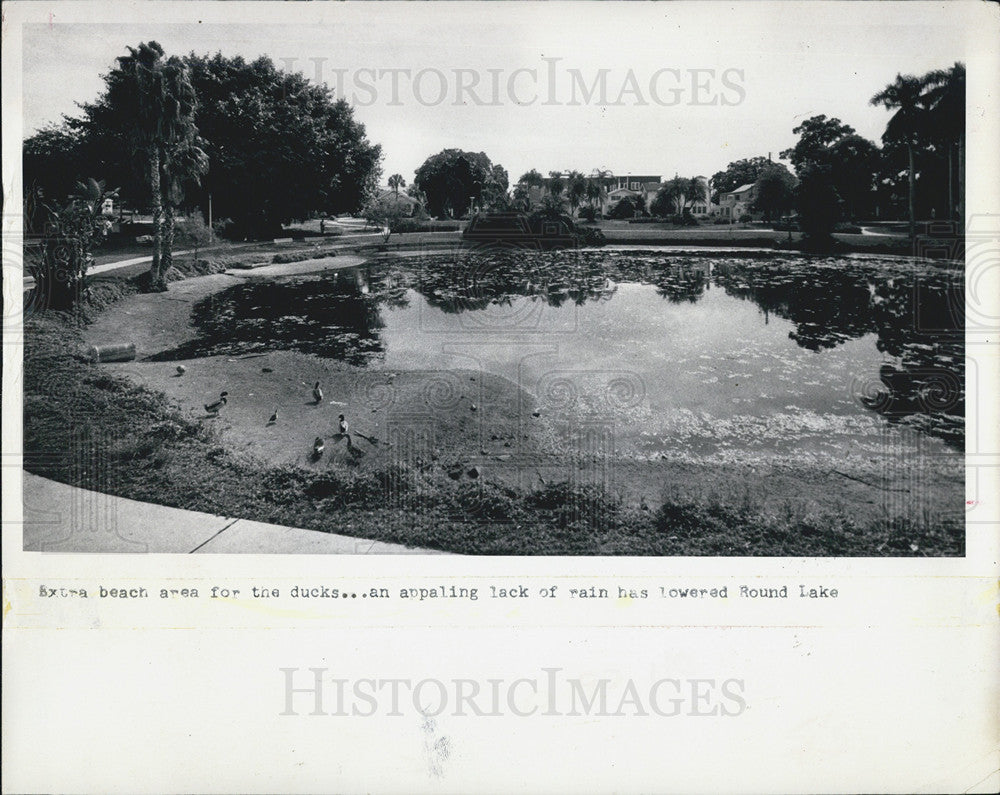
(153, 250), (964, 463)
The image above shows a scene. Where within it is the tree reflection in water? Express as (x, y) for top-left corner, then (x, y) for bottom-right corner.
(150, 268), (407, 367)
(152, 251), (963, 447)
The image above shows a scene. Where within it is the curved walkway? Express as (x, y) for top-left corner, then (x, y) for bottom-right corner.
(22, 472), (443, 554)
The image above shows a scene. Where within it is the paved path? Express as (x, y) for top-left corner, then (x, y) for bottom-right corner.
(22, 472), (444, 554)
(21, 232), (388, 290)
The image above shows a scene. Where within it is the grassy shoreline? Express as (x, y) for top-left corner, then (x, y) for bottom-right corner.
(22, 248), (964, 555)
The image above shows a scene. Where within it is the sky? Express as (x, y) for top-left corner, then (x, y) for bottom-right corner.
(18, 2), (977, 186)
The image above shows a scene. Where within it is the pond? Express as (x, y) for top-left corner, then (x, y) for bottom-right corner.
(152, 249), (964, 464)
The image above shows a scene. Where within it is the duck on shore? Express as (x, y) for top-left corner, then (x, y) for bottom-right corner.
(204, 391), (228, 414)
(312, 437), (325, 459)
(312, 381), (324, 404)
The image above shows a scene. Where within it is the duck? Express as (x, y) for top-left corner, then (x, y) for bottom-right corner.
(312, 437), (325, 458)
(176, 365), (186, 375)
(312, 381), (324, 404)
(267, 408), (278, 425)
(204, 391), (228, 414)
(338, 414), (349, 435)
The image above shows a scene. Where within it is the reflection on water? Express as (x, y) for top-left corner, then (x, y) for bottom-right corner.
(150, 269), (409, 366)
(153, 251), (964, 449)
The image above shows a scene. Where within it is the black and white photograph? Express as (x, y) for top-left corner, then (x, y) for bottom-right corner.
(3, 2), (999, 793)
(14, 4), (980, 556)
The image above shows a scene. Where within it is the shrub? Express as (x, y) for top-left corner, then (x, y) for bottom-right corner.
(214, 217), (249, 240)
(578, 205), (598, 222)
(175, 214), (214, 260)
(576, 225), (606, 247)
(35, 178), (117, 310)
(390, 218), (461, 234)
(607, 199), (637, 220)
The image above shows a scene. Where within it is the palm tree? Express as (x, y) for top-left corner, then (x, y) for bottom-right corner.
(871, 73), (929, 238)
(154, 55), (202, 287)
(684, 177), (708, 212)
(660, 176), (688, 215)
(922, 62), (965, 222)
(585, 178), (605, 215)
(512, 183), (531, 212)
(116, 43), (202, 290)
(388, 173), (406, 195)
(566, 170), (587, 216)
(115, 42), (167, 288)
(547, 171), (566, 200)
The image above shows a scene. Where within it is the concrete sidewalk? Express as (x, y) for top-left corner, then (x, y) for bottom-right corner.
(22, 472), (444, 554)
(21, 233), (389, 290)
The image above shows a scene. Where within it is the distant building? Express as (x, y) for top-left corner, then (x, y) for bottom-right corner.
(374, 189), (422, 217)
(716, 183), (756, 220)
(522, 172), (679, 216)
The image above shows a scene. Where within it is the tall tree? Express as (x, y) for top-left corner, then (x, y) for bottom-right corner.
(547, 171), (566, 199)
(871, 75), (928, 237)
(827, 135), (881, 220)
(388, 174), (406, 195)
(110, 42), (173, 289)
(656, 176), (707, 215)
(23, 124), (89, 232)
(780, 115), (857, 175)
(156, 56), (206, 282)
(752, 165), (796, 222)
(795, 164), (841, 244)
(413, 149), (494, 218)
(77, 51), (382, 239)
(710, 156), (774, 201)
(95, 42), (202, 290)
(922, 62), (965, 222)
(517, 169), (545, 188)
(565, 170), (588, 215)
(585, 177), (605, 213)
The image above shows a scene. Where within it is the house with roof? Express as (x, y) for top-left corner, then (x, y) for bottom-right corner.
(716, 183), (756, 220)
(520, 171), (678, 216)
(373, 188), (423, 217)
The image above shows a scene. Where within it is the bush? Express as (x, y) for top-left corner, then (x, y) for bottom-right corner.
(212, 217), (238, 240)
(578, 205), (597, 222)
(576, 226), (606, 247)
(390, 218), (461, 233)
(175, 214), (214, 259)
(608, 199), (637, 220)
(738, 213), (752, 223)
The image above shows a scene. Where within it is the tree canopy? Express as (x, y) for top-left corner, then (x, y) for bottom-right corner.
(413, 149), (498, 217)
(710, 157), (774, 200)
(55, 50), (381, 238)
